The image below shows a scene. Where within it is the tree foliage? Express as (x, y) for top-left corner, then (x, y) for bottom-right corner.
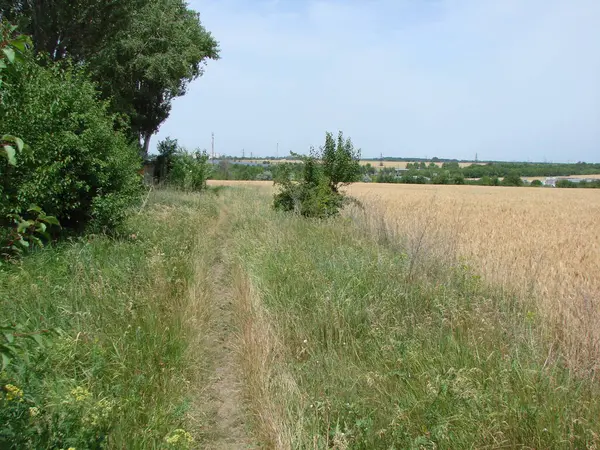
(153, 137), (210, 191)
(0, 21), (62, 256)
(274, 132), (360, 218)
(322, 131), (361, 192)
(0, 0), (219, 156)
(0, 50), (142, 233)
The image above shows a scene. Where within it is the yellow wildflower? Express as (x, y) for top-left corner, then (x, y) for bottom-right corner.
(4, 384), (24, 402)
(29, 406), (40, 417)
(70, 386), (91, 402)
(165, 429), (194, 446)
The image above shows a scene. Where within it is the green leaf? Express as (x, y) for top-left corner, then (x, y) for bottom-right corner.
(3, 332), (14, 344)
(1, 353), (10, 371)
(1, 135), (24, 153)
(14, 137), (24, 152)
(31, 333), (44, 346)
(28, 205), (42, 213)
(17, 220), (33, 233)
(2, 47), (15, 63)
(11, 36), (30, 53)
(41, 216), (61, 226)
(3, 145), (16, 165)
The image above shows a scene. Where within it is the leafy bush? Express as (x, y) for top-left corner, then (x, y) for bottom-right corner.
(273, 132), (360, 218)
(0, 54), (142, 233)
(530, 179), (543, 187)
(322, 131), (361, 192)
(153, 136), (180, 183)
(501, 172), (524, 187)
(168, 150), (210, 191)
(255, 170), (273, 181)
(0, 206), (60, 259)
(0, 23), (62, 258)
(556, 179), (577, 188)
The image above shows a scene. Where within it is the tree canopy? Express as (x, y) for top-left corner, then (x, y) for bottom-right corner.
(0, 0), (219, 156)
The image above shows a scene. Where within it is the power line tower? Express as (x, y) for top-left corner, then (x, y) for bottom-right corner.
(276, 142), (279, 159)
(379, 152), (384, 167)
(242, 148), (245, 158)
(475, 152), (478, 163)
(211, 132), (215, 160)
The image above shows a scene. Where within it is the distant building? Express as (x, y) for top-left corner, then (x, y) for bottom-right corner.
(543, 177), (595, 187)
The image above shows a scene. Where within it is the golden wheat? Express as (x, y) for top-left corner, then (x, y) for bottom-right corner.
(346, 183), (600, 371)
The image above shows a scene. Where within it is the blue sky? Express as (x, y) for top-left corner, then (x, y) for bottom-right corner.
(153, 0), (600, 162)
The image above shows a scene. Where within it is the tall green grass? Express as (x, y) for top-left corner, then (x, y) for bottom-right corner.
(0, 189), (220, 449)
(228, 187), (600, 449)
(4, 185), (600, 449)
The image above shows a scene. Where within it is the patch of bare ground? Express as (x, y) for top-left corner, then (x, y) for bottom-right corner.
(189, 204), (255, 449)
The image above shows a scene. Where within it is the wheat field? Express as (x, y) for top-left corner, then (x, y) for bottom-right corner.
(346, 183), (600, 371)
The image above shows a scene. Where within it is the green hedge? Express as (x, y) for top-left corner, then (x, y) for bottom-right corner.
(0, 57), (142, 233)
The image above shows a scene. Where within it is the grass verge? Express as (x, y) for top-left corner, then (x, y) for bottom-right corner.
(0, 189), (220, 449)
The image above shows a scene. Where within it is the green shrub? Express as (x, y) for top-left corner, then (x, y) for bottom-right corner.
(273, 131), (360, 218)
(501, 171), (524, 187)
(0, 55), (142, 233)
(255, 170), (273, 181)
(153, 136), (180, 183)
(168, 150), (210, 191)
(273, 175), (343, 218)
(530, 179), (543, 187)
(322, 131), (361, 192)
(556, 179), (577, 188)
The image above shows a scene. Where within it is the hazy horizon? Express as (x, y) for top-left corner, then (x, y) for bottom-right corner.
(152, 0), (600, 163)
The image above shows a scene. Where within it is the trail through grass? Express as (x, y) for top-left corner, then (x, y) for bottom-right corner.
(0, 189), (252, 449)
(3, 186), (600, 449)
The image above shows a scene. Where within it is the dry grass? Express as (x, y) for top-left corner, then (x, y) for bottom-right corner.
(233, 266), (294, 449)
(346, 183), (600, 372)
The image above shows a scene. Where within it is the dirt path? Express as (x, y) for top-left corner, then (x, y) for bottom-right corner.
(203, 206), (254, 450)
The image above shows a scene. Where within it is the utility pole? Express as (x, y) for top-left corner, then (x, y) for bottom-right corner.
(242, 148), (245, 158)
(211, 132), (215, 160)
(475, 152), (478, 163)
(276, 142), (279, 159)
(380, 152), (384, 167)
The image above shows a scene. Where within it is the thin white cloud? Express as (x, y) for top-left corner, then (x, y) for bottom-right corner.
(155, 0), (600, 161)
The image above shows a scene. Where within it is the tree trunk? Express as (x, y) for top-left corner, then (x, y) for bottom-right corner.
(141, 132), (152, 159)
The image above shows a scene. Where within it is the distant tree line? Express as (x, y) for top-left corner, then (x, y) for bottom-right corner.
(211, 158), (600, 189)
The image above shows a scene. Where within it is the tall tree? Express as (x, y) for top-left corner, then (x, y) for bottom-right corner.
(93, 0), (219, 157)
(0, 0), (145, 60)
(0, 0), (219, 157)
